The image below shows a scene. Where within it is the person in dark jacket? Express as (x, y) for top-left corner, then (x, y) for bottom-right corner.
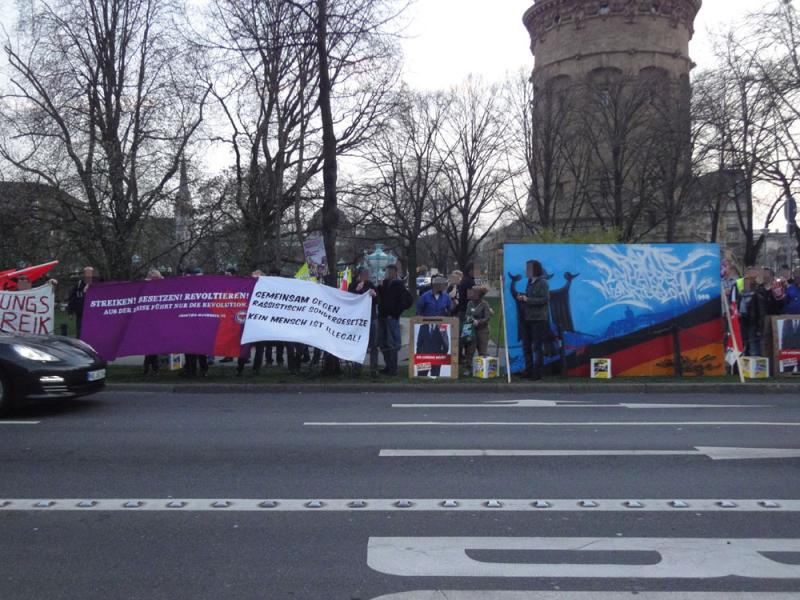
(456, 263), (476, 319)
(67, 266), (95, 338)
(348, 267), (379, 375)
(377, 264), (412, 375)
(416, 276), (452, 317)
(516, 259), (550, 380)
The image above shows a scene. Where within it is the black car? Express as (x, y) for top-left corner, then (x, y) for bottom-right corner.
(0, 333), (107, 416)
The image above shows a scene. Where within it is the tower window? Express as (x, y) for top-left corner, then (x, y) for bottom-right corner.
(599, 3), (610, 15)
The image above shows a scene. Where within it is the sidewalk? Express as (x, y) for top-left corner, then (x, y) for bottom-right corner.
(106, 378), (800, 395)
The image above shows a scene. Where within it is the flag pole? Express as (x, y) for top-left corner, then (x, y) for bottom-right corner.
(722, 283), (746, 384)
(499, 276), (512, 383)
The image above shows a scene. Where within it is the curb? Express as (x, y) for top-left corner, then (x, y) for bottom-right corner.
(106, 382), (800, 395)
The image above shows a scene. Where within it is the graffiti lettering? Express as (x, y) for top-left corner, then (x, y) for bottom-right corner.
(584, 245), (717, 315)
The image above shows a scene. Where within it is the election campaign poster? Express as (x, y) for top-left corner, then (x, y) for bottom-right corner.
(302, 233), (328, 281)
(81, 276), (255, 360)
(242, 277), (372, 362)
(409, 316), (459, 379)
(772, 316), (800, 376)
(0, 285), (55, 335)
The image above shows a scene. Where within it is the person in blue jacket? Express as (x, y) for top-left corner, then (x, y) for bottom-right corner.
(416, 275), (452, 317)
(785, 273), (800, 314)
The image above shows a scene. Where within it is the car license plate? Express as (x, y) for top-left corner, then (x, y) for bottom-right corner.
(87, 369), (106, 382)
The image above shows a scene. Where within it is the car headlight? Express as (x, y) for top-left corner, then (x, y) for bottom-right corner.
(12, 345), (59, 362)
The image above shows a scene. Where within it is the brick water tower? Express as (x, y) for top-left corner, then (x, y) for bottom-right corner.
(521, 1), (704, 236)
(523, 0), (702, 89)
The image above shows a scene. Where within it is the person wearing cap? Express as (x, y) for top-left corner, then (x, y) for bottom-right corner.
(416, 275), (452, 317)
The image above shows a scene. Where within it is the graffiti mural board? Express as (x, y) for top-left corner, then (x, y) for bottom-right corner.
(503, 244), (724, 377)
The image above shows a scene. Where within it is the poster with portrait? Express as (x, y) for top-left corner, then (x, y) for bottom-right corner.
(302, 232), (328, 281)
(772, 316), (800, 376)
(409, 316), (459, 379)
(502, 244), (725, 377)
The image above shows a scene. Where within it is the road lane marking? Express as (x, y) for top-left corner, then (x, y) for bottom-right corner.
(305, 421), (800, 427)
(367, 537), (800, 579)
(392, 399), (764, 409)
(379, 447), (800, 460)
(0, 421), (39, 425)
(372, 592), (800, 599)
(1, 499), (798, 512)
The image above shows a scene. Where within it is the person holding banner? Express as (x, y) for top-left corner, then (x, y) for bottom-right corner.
(348, 267), (379, 375)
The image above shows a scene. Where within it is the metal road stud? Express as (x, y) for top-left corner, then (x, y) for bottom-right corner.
(484, 500), (503, 508)
(440, 500), (459, 508)
(718, 500), (738, 508)
(348, 500), (368, 508)
(212, 501), (231, 508)
(77, 500), (98, 508)
(34, 500), (55, 508)
(625, 501), (644, 508)
(123, 501), (144, 508)
(760, 501), (781, 508)
(394, 500), (414, 508)
(580, 500), (598, 508)
(305, 501), (325, 509)
(167, 501), (187, 508)
(532, 501), (551, 508)
(670, 500), (690, 508)
(259, 500), (279, 508)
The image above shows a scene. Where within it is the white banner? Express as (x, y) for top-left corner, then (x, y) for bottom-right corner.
(242, 277), (372, 362)
(0, 285), (55, 335)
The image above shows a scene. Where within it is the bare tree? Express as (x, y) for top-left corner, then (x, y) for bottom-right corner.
(436, 77), (512, 270)
(206, 0), (321, 271)
(507, 71), (589, 236)
(698, 32), (784, 265)
(576, 70), (659, 242)
(1, 0), (209, 279)
(350, 88), (453, 294)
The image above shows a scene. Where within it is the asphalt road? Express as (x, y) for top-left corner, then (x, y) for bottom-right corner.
(1, 390), (800, 599)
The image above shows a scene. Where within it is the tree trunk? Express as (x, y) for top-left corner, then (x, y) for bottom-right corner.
(315, 0), (340, 375)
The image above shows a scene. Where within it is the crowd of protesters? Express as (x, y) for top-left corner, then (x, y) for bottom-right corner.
(56, 261), (496, 378)
(725, 264), (800, 357)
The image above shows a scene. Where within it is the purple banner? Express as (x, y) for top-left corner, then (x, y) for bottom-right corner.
(81, 276), (256, 360)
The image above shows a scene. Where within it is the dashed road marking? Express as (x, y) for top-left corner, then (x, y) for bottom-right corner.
(305, 421), (800, 427)
(379, 447), (800, 460)
(392, 399), (765, 409)
(0, 498), (796, 512)
(0, 421), (40, 425)
(372, 593), (800, 599)
(367, 537), (800, 579)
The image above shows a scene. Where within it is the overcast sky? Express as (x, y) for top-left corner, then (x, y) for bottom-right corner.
(401, 0), (754, 90)
(0, 0), (757, 88)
